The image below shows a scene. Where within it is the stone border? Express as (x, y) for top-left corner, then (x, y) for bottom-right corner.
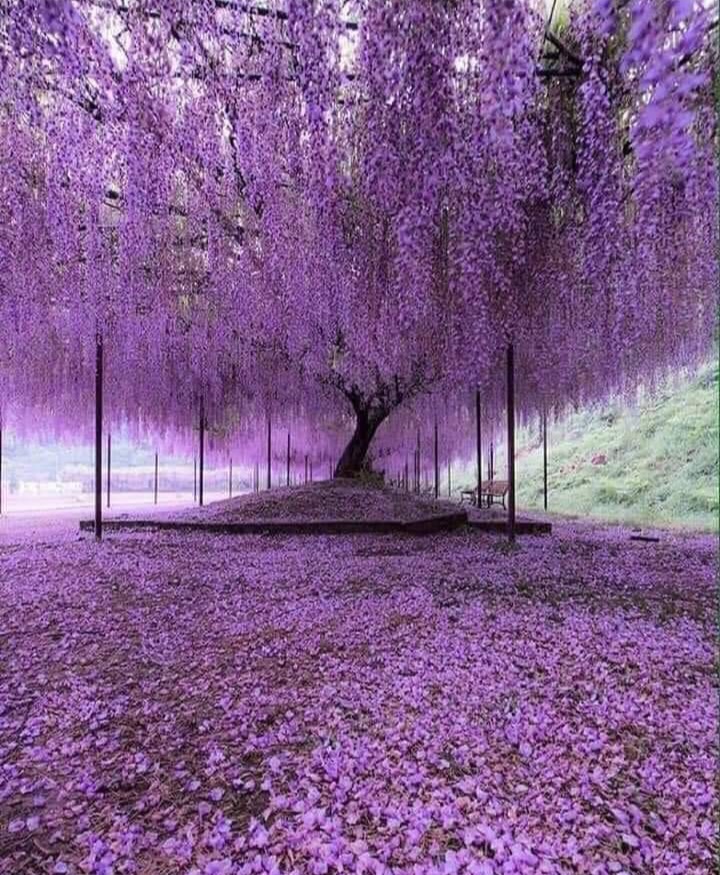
(79, 510), (469, 537)
(79, 512), (552, 536)
(466, 518), (552, 535)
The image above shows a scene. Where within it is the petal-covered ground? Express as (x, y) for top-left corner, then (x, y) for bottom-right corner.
(0, 520), (716, 875)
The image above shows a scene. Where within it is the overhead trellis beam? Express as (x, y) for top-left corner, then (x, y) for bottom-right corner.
(536, 0), (583, 82)
(112, 2), (357, 31)
(544, 32), (583, 71)
(536, 67), (582, 79)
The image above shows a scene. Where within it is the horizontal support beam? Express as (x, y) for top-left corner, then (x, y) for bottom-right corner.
(113, 1), (357, 31)
(544, 31), (583, 70)
(536, 67), (582, 79)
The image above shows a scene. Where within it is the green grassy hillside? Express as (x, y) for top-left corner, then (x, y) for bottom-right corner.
(516, 363), (719, 531)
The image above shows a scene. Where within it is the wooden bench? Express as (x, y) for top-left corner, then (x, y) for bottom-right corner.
(479, 480), (509, 509)
(460, 488), (477, 505)
(460, 482), (509, 508)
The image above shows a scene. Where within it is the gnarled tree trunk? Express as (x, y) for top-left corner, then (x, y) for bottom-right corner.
(334, 400), (389, 479)
(331, 369), (430, 478)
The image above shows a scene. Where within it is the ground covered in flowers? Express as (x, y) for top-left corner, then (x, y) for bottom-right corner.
(0, 520), (716, 875)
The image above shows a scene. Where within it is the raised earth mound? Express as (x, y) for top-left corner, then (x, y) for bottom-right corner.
(175, 478), (461, 523)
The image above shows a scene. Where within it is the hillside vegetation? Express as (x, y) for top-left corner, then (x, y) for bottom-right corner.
(516, 363), (719, 531)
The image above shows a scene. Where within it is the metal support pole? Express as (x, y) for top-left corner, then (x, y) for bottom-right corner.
(448, 463), (451, 498)
(94, 335), (103, 541)
(193, 457), (197, 502)
(199, 396), (205, 507)
(310, 460), (313, 483)
(433, 421), (439, 499)
(415, 430), (420, 493)
(286, 432), (291, 486)
(154, 452), (158, 504)
(266, 416), (271, 490)
(229, 457), (233, 499)
(0, 418), (4, 516)
(106, 433), (111, 508)
(486, 442), (494, 510)
(304, 454), (308, 484)
(475, 389), (482, 505)
(506, 343), (516, 542)
(543, 408), (548, 511)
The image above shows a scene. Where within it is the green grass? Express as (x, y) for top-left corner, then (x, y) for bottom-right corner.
(515, 363), (719, 531)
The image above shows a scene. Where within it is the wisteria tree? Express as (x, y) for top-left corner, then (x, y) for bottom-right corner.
(0, 0), (716, 476)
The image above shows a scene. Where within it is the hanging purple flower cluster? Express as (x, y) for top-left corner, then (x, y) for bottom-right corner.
(0, 0), (715, 466)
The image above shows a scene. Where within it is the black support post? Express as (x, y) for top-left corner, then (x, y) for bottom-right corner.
(266, 416), (271, 490)
(543, 408), (548, 511)
(433, 421), (439, 499)
(106, 433), (111, 508)
(475, 389), (482, 505)
(154, 452), (159, 504)
(415, 429), (420, 493)
(506, 343), (516, 542)
(199, 396), (205, 507)
(286, 432), (291, 486)
(94, 335), (103, 541)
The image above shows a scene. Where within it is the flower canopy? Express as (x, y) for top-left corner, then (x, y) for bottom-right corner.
(0, 0), (716, 468)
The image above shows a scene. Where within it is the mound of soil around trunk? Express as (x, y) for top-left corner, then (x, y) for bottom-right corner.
(176, 479), (460, 523)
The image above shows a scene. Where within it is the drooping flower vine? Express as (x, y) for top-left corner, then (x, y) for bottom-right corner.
(0, 0), (715, 471)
